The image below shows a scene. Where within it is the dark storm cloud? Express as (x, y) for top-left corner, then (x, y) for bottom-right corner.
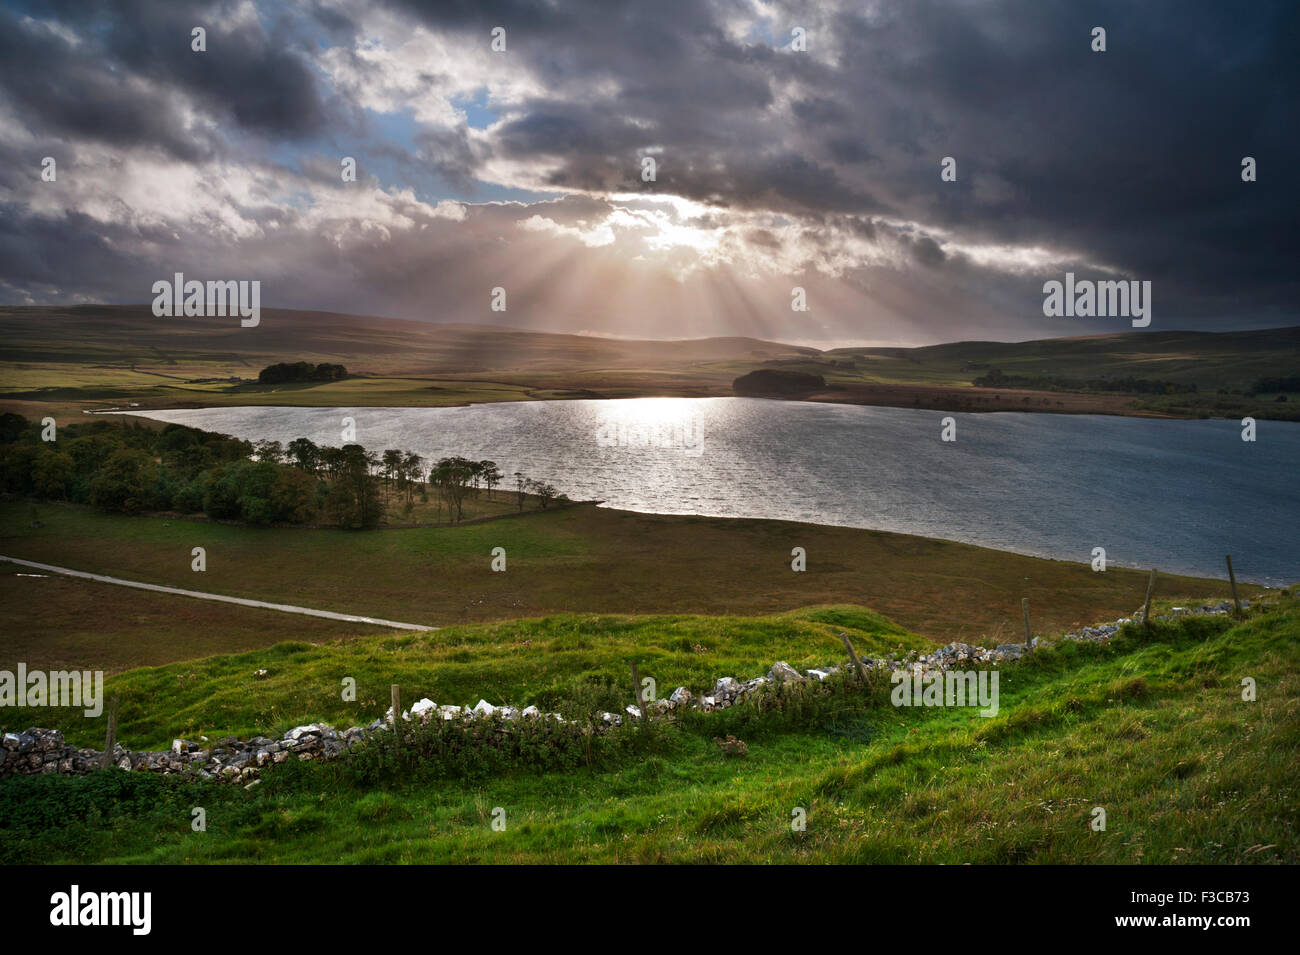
(0, 204), (153, 301)
(383, 0), (1299, 322)
(0, 7), (211, 162)
(0, 0), (1296, 337)
(401, 0), (877, 214)
(412, 126), (486, 191)
(3, 0), (336, 150)
(909, 235), (946, 268)
(817, 0), (1300, 317)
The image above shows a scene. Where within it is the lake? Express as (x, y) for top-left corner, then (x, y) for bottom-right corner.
(127, 398), (1300, 585)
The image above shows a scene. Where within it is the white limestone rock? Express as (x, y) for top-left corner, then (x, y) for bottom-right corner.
(767, 662), (803, 683)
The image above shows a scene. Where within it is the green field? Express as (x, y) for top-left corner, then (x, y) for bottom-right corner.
(2, 597), (1295, 864)
(0, 499), (1256, 674)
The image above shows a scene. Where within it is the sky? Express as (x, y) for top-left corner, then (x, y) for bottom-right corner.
(0, 0), (1296, 347)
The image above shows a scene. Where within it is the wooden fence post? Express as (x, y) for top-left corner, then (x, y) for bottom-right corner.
(1226, 555), (1242, 617)
(99, 697), (119, 770)
(630, 661), (650, 728)
(840, 632), (870, 683)
(1021, 598), (1032, 646)
(390, 684), (401, 738)
(1143, 569), (1158, 629)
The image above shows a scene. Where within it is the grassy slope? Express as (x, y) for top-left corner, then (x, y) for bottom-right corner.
(0, 604), (927, 750)
(838, 327), (1300, 387)
(830, 328), (1300, 421)
(2, 597), (1295, 864)
(0, 500), (1255, 673)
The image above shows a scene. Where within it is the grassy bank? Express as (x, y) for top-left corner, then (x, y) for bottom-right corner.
(2, 596), (1295, 864)
(0, 604), (927, 751)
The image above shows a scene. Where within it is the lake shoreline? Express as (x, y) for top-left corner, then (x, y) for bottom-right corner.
(60, 379), (1267, 422)
(0, 494), (1269, 676)
(110, 400), (1300, 587)
(15, 490), (1279, 586)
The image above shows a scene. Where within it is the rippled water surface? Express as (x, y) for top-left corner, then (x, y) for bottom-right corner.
(130, 398), (1300, 585)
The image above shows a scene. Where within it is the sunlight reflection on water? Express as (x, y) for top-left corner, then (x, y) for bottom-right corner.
(128, 397), (1299, 585)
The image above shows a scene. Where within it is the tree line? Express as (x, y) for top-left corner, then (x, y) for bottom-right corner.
(0, 413), (563, 529)
(1249, 376), (1300, 395)
(257, 362), (348, 384)
(972, 367), (1197, 395)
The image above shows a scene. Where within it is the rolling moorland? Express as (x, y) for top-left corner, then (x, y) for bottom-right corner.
(3, 305), (1299, 422)
(1, 306), (1295, 864)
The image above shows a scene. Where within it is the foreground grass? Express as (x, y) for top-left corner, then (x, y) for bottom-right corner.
(2, 597), (1296, 864)
(1, 605), (927, 750)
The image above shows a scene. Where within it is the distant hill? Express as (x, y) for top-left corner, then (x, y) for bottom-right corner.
(828, 326), (1300, 393)
(1, 304), (1297, 421)
(0, 305), (815, 375)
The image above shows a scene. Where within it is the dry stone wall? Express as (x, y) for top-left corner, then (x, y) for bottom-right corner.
(1, 601), (1244, 782)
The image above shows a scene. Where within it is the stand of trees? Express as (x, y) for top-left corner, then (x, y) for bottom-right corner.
(732, 368), (826, 395)
(1249, 376), (1300, 395)
(514, 471), (559, 511)
(257, 362), (348, 384)
(0, 414), (561, 529)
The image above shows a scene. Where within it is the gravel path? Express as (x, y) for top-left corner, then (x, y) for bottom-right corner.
(0, 555), (434, 631)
